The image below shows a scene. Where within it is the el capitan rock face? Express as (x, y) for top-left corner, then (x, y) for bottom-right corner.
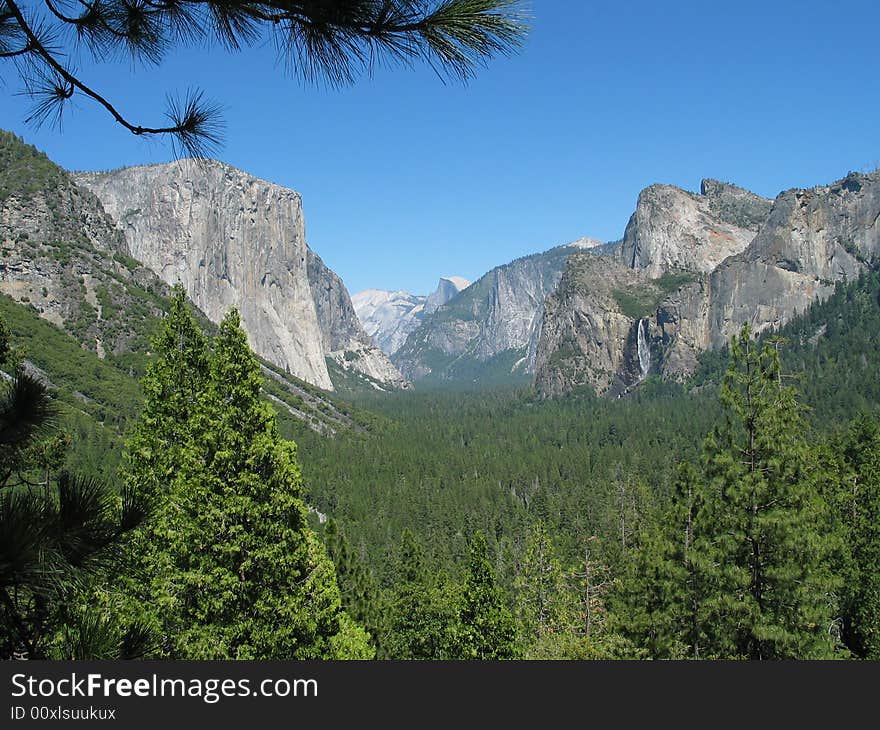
(75, 161), (406, 391)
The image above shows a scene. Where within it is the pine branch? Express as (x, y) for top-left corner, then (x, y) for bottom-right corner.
(7, 0), (225, 155)
(1, 0), (528, 151)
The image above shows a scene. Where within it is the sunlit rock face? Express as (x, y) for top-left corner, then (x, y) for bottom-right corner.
(535, 171), (880, 397)
(76, 160), (407, 391)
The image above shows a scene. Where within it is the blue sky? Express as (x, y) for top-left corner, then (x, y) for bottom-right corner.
(2, 1), (879, 295)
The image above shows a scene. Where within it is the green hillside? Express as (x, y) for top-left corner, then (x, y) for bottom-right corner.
(0, 294), (378, 482)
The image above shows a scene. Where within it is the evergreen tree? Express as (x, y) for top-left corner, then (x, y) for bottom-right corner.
(0, 314), (10, 363)
(696, 327), (839, 659)
(452, 531), (518, 659)
(324, 518), (380, 642)
(830, 416), (880, 658)
(117, 285), (209, 643)
(382, 529), (457, 659)
(2, 0), (526, 154)
(611, 463), (709, 659)
(611, 327), (841, 660)
(121, 284), (209, 504)
(514, 520), (574, 656)
(0, 314), (149, 659)
(132, 307), (371, 659)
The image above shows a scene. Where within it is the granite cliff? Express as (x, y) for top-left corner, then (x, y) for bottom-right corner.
(535, 172), (880, 396)
(75, 161), (406, 392)
(352, 276), (470, 356)
(393, 242), (601, 383)
(616, 179), (771, 277)
(0, 131), (170, 363)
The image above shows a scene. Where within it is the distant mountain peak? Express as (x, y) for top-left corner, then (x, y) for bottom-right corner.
(440, 275), (471, 290)
(352, 288), (426, 356)
(424, 276), (470, 314)
(566, 237), (604, 250)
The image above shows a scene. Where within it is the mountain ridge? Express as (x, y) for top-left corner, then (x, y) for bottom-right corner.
(535, 170), (880, 397)
(351, 276), (470, 356)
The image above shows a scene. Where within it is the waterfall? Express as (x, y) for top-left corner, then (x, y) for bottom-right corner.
(637, 318), (651, 380)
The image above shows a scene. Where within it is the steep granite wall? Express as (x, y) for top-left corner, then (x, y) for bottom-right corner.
(76, 161), (408, 391)
(75, 160), (333, 389)
(617, 180), (771, 277)
(1, 131), (169, 359)
(536, 171), (880, 396)
(392, 245), (580, 382)
(307, 248), (409, 389)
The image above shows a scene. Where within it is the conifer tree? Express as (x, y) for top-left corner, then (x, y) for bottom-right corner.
(696, 327), (839, 659)
(324, 518), (380, 641)
(611, 327), (840, 660)
(564, 537), (619, 658)
(0, 314), (149, 659)
(611, 463), (709, 659)
(830, 416), (880, 658)
(121, 284), (208, 505)
(452, 531), (518, 659)
(129, 306), (371, 659)
(514, 520), (573, 656)
(117, 285), (209, 642)
(1, 0), (527, 155)
(382, 529), (457, 659)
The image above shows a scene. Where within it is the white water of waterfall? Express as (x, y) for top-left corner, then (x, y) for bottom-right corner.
(637, 319), (651, 380)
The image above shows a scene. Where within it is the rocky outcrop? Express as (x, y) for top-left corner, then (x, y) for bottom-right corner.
(424, 276), (471, 314)
(617, 180), (771, 277)
(352, 276), (470, 356)
(669, 170), (880, 371)
(0, 131), (169, 359)
(534, 254), (674, 396)
(307, 248), (366, 354)
(75, 160), (406, 392)
(536, 171), (880, 396)
(75, 160), (333, 388)
(307, 248), (408, 388)
(393, 244), (585, 382)
(326, 345), (411, 390)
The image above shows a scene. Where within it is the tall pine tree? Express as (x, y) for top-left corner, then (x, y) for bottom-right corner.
(611, 463), (710, 659)
(127, 305), (371, 658)
(829, 416), (880, 658)
(452, 531), (518, 659)
(1, 314), (149, 659)
(324, 518), (380, 642)
(382, 529), (458, 659)
(696, 328), (839, 659)
(122, 284), (209, 505)
(514, 520), (575, 657)
(611, 327), (841, 659)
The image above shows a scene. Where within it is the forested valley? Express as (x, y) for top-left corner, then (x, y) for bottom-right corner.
(4, 267), (879, 660)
